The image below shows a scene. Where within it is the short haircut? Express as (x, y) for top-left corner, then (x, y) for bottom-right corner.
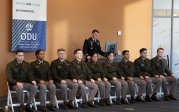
(157, 48), (164, 52)
(74, 48), (82, 54)
(106, 51), (114, 57)
(35, 49), (44, 57)
(92, 29), (99, 34)
(91, 52), (98, 57)
(57, 48), (65, 52)
(122, 50), (129, 55)
(140, 48), (147, 53)
(15, 49), (24, 54)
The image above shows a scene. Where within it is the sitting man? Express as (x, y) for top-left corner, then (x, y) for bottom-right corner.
(103, 52), (129, 105)
(134, 48), (162, 102)
(119, 50), (146, 103)
(70, 48), (98, 108)
(51, 48), (78, 109)
(30, 49), (57, 112)
(151, 48), (177, 101)
(87, 53), (112, 106)
(6, 50), (37, 112)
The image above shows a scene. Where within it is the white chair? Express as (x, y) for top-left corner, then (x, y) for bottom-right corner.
(74, 87), (100, 107)
(55, 88), (77, 107)
(110, 85), (117, 103)
(110, 84), (139, 104)
(6, 82), (37, 112)
(33, 89), (59, 109)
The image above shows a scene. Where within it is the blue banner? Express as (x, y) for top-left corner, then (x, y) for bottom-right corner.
(12, 20), (46, 51)
(12, 0), (47, 51)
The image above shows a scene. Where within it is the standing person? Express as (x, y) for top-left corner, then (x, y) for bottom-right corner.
(119, 50), (146, 103)
(151, 48), (177, 101)
(134, 48), (162, 102)
(30, 50), (57, 112)
(51, 48), (78, 109)
(87, 53), (112, 106)
(70, 49), (98, 108)
(83, 29), (106, 62)
(6, 50), (37, 112)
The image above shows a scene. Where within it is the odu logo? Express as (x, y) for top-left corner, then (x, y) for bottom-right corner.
(20, 23), (37, 40)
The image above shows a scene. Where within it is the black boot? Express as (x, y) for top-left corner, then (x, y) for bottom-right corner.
(88, 101), (97, 107)
(99, 99), (106, 107)
(145, 95), (153, 102)
(62, 102), (68, 110)
(105, 98), (112, 106)
(68, 100), (77, 109)
(169, 94), (177, 100)
(49, 104), (57, 111)
(151, 93), (160, 101)
(163, 95), (170, 101)
(82, 102), (88, 108)
(41, 106), (47, 112)
(121, 98), (129, 104)
(130, 96), (135, 103)
(116, 98), (121, 105)
(20, 105), (26, 112)
(135, 96), (145, 102)
(26, 104), (35, 112)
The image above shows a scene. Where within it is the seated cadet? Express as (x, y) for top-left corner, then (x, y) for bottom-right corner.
(87, 53), (112, 106)
(70, 48), (98, 108)
(6, 50), (38, 112)
(151, 48), (177, 101)
(103, 52), (129, 105)
(134, 48), (161, 102)
(51, 48), (78, 109)
(119, 50), (146, 103)
(30, 50), (57, 112)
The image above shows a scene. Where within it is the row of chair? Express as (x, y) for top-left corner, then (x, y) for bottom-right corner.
(7, 82), (164, 112)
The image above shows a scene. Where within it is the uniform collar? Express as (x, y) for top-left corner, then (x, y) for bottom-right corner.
(139, 56), (147, 61)
(36, 60), (44, 64)
(156, 56), (163, 61)
(122, 59), (129, 63)
(108, 60), (113, 63)
(58, 58), (65, 63)
(91, 37), (98, 41)
(75, 59), (82, 64)
(91, 60), (97, 64)
(14, 59), (23, 65)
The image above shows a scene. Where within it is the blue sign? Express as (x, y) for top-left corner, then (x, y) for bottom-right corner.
(12, 0), (47, 51)
(12, 20), (46, 51)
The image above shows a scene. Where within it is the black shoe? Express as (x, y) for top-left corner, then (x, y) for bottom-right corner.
(145, 95), (153, 102)
(163, 96), (170, 101)
(121, 98), (129, 104)
(26, 104), (35, 112)
(135, 96), (145, 102)
(82, 102), (88, 108)
(49, 104), (57, 111)
(130, 97), (135, 103)
(151, 94), (160, 101)
(41, 106), (47, 112)
(116, 98), (121, 105)
(68, 101), (77, 109)
(169, 94), (177, 100)
(99, 99), (106, 107)
(88, 101), (97, 107)
(62, 102), (68, 110)
(105, 98), (112, 106)
(20, 105), (26, 112)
